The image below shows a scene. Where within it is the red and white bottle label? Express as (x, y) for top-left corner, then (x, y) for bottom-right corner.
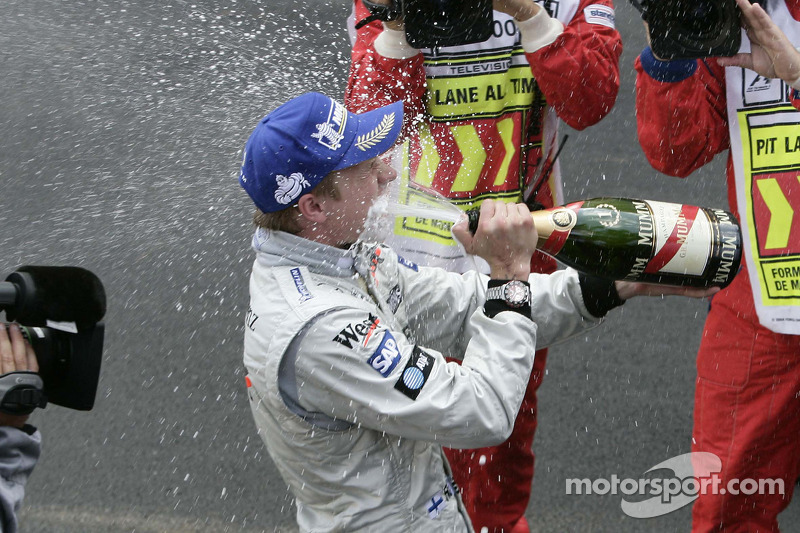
(643, 200), (713, 276)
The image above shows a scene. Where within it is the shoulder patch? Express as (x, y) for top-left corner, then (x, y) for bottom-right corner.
(584, 5), (615, 29)
(394, 346), (435, 400)
(386, 284), (403, 313)
(289, 267), (314, 302)
(397, 255), (419, 271)
(367, 331), (402, 377)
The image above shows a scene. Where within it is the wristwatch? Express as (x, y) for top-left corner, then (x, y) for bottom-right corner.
(486, 280), (531, 308)
(484, 279), (531, 318)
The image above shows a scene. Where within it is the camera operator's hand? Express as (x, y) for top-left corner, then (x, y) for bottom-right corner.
(0, 325), (38, 429)
(493, 0), (541, 21)
(717, 0), (800, 87)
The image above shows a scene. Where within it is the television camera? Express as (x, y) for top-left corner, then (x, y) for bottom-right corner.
(630, 0), (744, 60)
(356, 0), (494, 48)
(0, 266), (106, 415)
(356, 0), (748, 58)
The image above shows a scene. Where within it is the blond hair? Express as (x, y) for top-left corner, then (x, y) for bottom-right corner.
(252, 175), (341, 234)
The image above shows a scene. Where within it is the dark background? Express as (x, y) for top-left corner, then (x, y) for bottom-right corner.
(1, 0), (797, 531)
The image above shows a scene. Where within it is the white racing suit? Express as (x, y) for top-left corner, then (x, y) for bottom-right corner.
(243, 229), (601, 531)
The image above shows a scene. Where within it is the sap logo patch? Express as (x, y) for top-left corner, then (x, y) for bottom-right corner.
(584, 5), (615, 28)
(394, 346), (435, 400)
(367, 331), (401, 377)
(290, 267), (313, 302)
(397, 255), (418, 271)
(332, 314), (380, 349)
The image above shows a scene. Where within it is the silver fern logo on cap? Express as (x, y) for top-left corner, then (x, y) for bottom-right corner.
(356, 112), (395, 151)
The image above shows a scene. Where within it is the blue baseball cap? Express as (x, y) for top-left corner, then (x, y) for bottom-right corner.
(239, 92), (403, 213)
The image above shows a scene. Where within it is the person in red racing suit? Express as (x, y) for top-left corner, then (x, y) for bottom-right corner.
(635, 0), (800, 530)
(347, 0), (621, 530)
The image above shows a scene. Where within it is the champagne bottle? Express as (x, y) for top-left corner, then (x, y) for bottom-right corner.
(467, 197), (743, 288)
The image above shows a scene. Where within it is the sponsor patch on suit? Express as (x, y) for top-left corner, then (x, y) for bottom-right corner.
(394, 346), (435, 400)
(387, 284), (403, 313)
(367, 331), (401, 377)
(584, 4), (615, 28)
(289, 267), (313, 302)
(332, 314), (380, 349)
(397, 255), (419, 271)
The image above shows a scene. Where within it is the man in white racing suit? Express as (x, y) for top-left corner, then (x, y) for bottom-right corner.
(238, 92), (717, 531)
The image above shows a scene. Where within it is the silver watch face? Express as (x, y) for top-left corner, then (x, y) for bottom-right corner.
(504, 280), (529, 308)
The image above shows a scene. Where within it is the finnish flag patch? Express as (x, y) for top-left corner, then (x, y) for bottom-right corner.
(426, 490), (447, 519)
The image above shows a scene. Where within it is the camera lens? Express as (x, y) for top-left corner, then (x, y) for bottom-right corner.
(650, 0), (738, 56)
(663, 0), (720, 38)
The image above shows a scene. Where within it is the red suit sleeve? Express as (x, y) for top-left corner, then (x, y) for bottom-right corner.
(634, 54), (730, 178)
(346, 0), (427, 139)
(525, 0), (622, 130)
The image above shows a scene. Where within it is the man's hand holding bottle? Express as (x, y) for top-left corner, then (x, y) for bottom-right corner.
(453, 199), (539, 281)
(453, 200), (721, 300)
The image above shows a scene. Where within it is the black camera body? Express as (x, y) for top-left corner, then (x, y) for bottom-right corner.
(359, 0), (494, 49)
(631, 0), (742, 60)
(0, 266), (106, 413)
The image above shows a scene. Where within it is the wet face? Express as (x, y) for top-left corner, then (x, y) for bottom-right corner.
(322, 156), (397, 246)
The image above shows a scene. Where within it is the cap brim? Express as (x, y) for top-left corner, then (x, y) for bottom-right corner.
(333, 100), (404, 171)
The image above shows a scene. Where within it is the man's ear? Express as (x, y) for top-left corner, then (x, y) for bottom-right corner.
(296, 193), (326, 224)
